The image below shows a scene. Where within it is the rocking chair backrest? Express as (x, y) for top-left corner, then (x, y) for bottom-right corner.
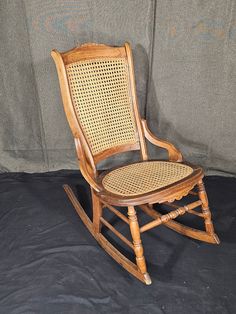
(51, 43), (147, 167)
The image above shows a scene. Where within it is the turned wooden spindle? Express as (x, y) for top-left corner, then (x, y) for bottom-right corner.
(91, 190), (102, 233)
(128, 206), (147, 274)
(197, 180), (214, 234)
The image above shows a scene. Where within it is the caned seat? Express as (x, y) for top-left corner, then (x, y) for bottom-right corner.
(102, 161), (193, 197)
(51, 42), (219, 286)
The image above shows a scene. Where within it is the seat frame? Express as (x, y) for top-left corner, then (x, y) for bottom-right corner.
(51, 43), (219, 285)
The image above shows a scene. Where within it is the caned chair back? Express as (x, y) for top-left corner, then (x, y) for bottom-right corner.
(66, 56), (137, 155)
(51, 43), (147, 165)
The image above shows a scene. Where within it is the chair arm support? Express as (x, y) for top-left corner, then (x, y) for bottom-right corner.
(79, 164), (103, 193)
(141, 119), (183, 162)
(74, 138), (103, 193)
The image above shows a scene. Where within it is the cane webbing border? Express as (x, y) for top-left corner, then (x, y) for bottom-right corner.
(66, 57), (138, 155)
(102, 161), (193, 196)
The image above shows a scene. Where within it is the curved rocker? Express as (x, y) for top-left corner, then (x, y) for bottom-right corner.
(63, 184), (152, 285)
(52, 42), (220, 285)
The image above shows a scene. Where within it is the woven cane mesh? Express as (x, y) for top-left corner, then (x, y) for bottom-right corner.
(102, 161), (193, 196)
(66, 58), (137, 155)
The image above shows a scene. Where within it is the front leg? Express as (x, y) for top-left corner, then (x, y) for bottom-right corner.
(128, 206), (151, 284)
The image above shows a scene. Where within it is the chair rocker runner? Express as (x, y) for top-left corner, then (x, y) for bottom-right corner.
(51, 42), (220, 285)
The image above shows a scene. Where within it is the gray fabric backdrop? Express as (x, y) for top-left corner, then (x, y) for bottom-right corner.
(0, 0), (235, 175)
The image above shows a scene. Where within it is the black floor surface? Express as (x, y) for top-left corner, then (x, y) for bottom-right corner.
(0, 171), (235, 314)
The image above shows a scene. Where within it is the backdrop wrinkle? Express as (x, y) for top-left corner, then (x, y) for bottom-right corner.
(0, 0), (235, 175)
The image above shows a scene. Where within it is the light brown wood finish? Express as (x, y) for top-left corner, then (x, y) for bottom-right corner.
(139, 200), (202, 233)
(64, 184), (150, 284)
(139, 203), (220, 244)
(52, 43), (219, 285)
(141, 119), (183, 162)
(91, 189), (102, 233)
(62, 44), (127, 65)
(101, 201), (130, 224)
(197, 180), (215, 234)
(128, 206), (148, 275)
(100, 216), (134, 250)
(124, 43), (148, 161)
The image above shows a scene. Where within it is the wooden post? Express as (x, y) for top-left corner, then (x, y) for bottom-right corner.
(198, 180), (214, 234)
(91, 189), (102, 233)
(128, 206), (147, 274)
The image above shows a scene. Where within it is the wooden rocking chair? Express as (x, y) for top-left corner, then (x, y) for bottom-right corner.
(51, 43), (219, 285)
